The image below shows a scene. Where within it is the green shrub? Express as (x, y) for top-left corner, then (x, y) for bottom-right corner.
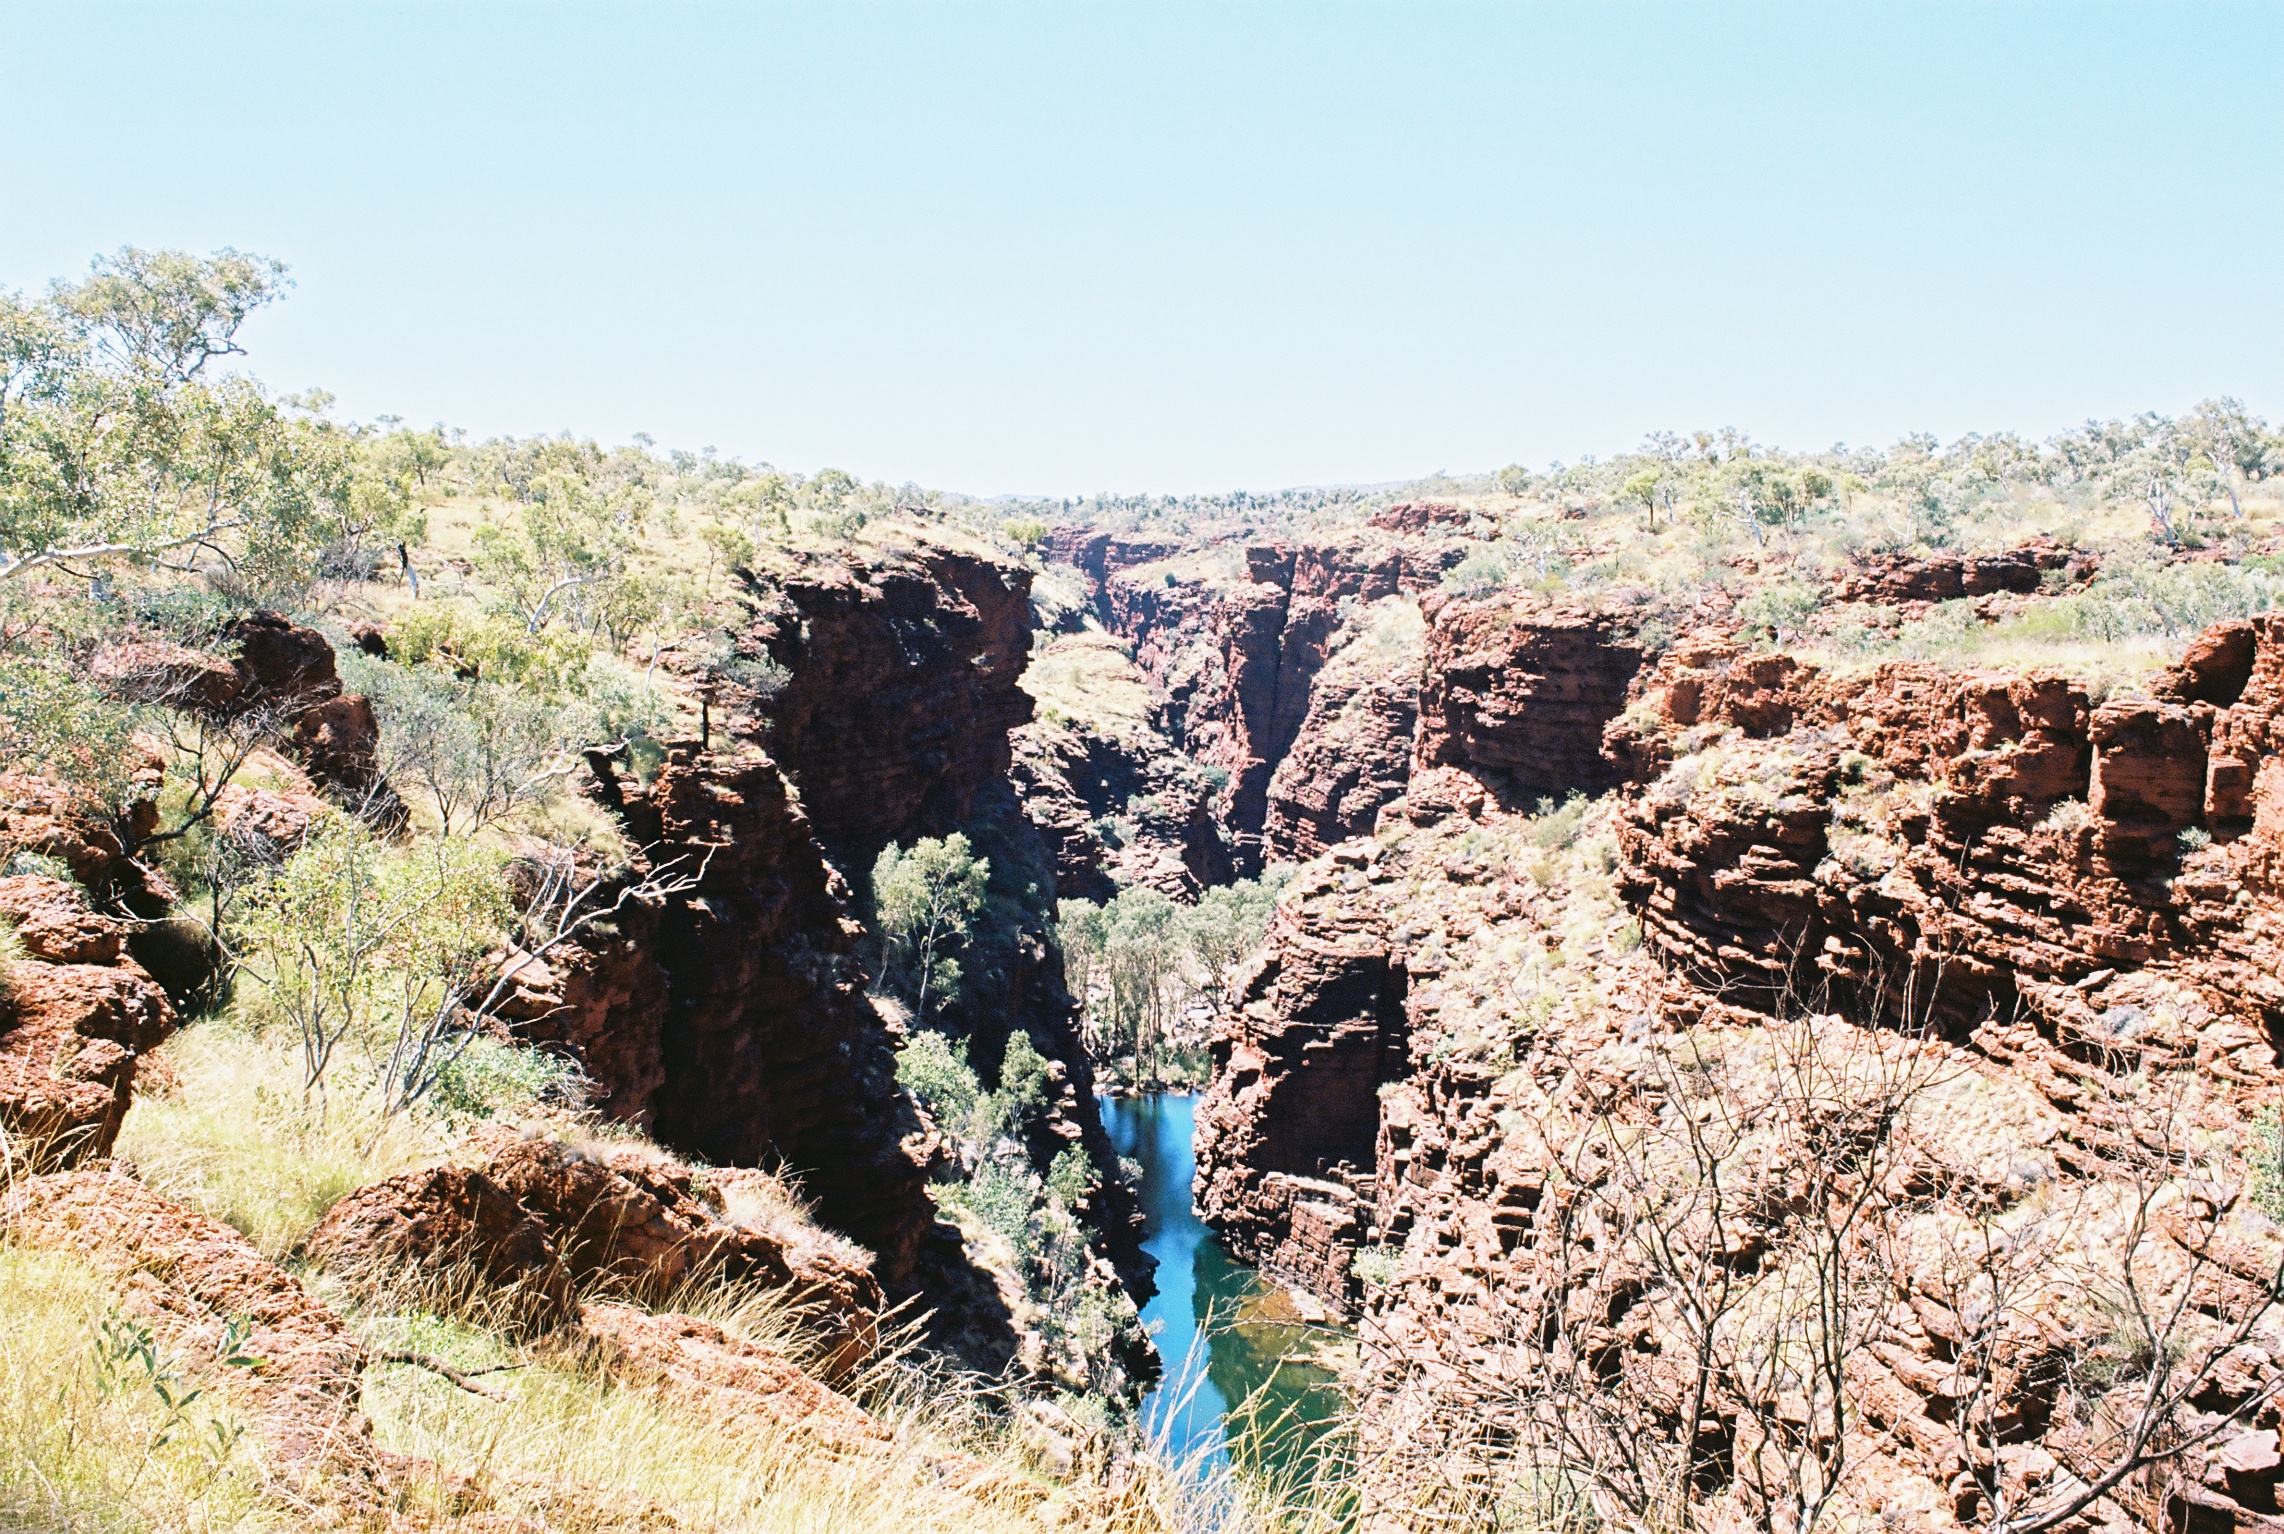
(896, 1028), (982, 1125)
(1736, 581), (1820, 636)
(1351, 1244), (1402, 1288)
(0, 658), (142, 815)
(3, 851), (79, 883)
(423, 1037), (589, 1124)
(1530, 791), (1590, 850)
(1442, 551), (1509, 599)
(952, 1163), (1040, 1263)
(986, 1032), (1055, 1140)
(1046, 1144), (1093, 1209)
(2253, 1111), (2284, 1225)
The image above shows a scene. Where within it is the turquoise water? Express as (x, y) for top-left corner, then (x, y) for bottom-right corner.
(1097, 1091), (1349, 1480)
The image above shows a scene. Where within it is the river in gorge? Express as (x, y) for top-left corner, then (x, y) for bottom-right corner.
(1096, 1091), (1350, 1482)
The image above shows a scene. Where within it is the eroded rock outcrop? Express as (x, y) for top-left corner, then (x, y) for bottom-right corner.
(0, 874), (176, 1168)
(1605, 621), (2284, 1044)
(1190, 570), (2284, 1528)
(531, 536), (1144, 1325)
(1011, 631), (1232, 900)
(745, 540), (1035, 857)
(1413, 594), (1648, 811)
(1261, 596), (1424, 862)
(1192, 845), (1407, 1308)
(8, 1169), (1007, 1522)
(310, 1127), (883, 1368)
(1830, 537), (2090, 605)
(4, 1169), (404, 1509)
(520, 742), (939, 1288)
(1073, 531), (1464, 871)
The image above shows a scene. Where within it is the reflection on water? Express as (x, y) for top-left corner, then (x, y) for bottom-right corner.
(1098, 1091), (1348, 1481)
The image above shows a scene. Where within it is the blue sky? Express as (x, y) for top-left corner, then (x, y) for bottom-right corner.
(4, 3), (2278, 495)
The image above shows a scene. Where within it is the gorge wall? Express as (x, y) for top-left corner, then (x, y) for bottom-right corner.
(509, 535), (1146, 1318)
(1077, 513), (2284, 1529)
(1052, 517), (1471, 871)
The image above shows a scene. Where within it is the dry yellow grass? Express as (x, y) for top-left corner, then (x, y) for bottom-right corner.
(116, 1020), (446, 1263)
(0, 1247), (287, 1533)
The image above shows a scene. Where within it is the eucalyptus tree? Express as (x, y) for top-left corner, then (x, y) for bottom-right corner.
(0, 247), (345, 600)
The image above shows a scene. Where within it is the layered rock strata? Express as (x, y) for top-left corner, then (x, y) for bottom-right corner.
(1192, 845), (1408, 1311)
(1260, 596), (1424, 862)
(1412, 595), (1648, 811)
(537, 535), (1145, 1317)
(1193, 583), (2284, 1529)
(1066, 528), (1468, 872)
(310, 1126), (883, 1369)
(530, 740), (940, 1287)
(1011, 631), (1232, 900)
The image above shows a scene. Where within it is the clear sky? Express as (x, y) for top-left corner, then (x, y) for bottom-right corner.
(4, 3), (2279, 496)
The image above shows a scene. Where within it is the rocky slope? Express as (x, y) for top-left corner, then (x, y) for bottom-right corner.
(512, 739), (942, 1287)
(1179, 554), (2284, 1531)
(1260, 595), (1424, 863)
(1010, 631), (1232, 900)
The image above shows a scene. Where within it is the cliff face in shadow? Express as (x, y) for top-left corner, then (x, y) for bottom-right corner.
(523, 535), (1147, 1340)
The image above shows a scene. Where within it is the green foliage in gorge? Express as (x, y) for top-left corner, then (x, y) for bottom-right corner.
(1059, 866), (1293, 1086)
(870, 833), (991, 1023)
(893, 1024), (1138, 1396)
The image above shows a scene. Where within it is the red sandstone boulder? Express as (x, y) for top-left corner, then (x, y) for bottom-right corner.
(89, 639), (244, 711)
(1831, 540), (2075, 604)
(308, 1129), (885, 1367)
(0, 769), (162, 901)
(305, 1160), (575, 1323)
(0, 873), (125, 964)
(2155, 618), (2257, 706)
(551, 1302), (890, 1452)
(0, 957), (176, 1168)
(212, 778), (328, 854)
(291, 692), (385, 795)
(1367, 501), (1476, 536)
(223, 611), (342, 708)
(2089, 697), (2208, 860)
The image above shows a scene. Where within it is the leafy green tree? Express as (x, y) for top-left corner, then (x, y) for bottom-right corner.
(1060, 869), (1292, 1083)
(699, 520), (756, 591)
(472, 461), (653, 634)
(724, 470), (795, 538)
(1619, 468), (1664, 529)
(896, 1027), (982, 1127)
(1182, 865), (1292, 1004)
(358, 663), (584, 834)
(801, 468), (859, 509)
(2182, 396), (2273, 517)
(1101, 887), (1180, 1084)
(366, 417), (451, 489)
(1057, 896), (1107, 1005)
(0, 248), (343, 599)
(871, 833), (991, 1022)
(0, 657), (140, 815)
(238, 818), (510, 1104)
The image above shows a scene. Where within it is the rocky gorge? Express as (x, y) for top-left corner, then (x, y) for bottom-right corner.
(1030, 509), (2284, 1531)
(11, 467), (2284, 1531)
